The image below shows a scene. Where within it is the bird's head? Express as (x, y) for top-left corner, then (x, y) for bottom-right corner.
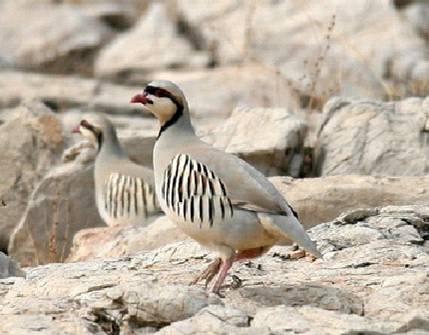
(72, 113), (114, 148)
(130, 80), (186, 126)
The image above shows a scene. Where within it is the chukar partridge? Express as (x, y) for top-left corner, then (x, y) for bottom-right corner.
(73, 113), (161, 226)
(131, 81), (322, 293)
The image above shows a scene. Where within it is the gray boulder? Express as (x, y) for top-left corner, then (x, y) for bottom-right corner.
(316, 96), (429, 176)
(0, 102), (63, 251)
(0, 0), (111, 74)
(0, 205), (428, 334)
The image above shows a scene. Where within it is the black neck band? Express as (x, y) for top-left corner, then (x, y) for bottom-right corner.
(157, 103), (184, 139)
(96, 132), (104, 152)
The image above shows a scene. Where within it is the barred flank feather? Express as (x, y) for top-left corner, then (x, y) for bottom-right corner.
(103, 173), (157, 220)
(161, 154), (233, 227)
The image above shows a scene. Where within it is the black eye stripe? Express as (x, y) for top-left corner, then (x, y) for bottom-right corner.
(144, 85), (182, 107)
(80, 120), (99, 134)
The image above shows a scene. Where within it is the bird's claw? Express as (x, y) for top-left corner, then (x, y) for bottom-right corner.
(189, 258), (221, 287)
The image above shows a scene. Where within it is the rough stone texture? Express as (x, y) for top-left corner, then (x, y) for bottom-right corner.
(8, 158), (105, 267)
(202, 107), (308, 177)
(272, 175), (429, 229)
(316, 97), (429, 176)
(95, 2), (209, 80)
(176, 0), (429, 101)
(0, 206), (428, 334)
(0, 252), (25, 279)
(0, 102), (63, 252)
(0, 71), (148, 115)
(67, 216), (188, 262)
(0, 0), (111, 74)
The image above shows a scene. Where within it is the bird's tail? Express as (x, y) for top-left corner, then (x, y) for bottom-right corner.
(258, 213), (322, 258)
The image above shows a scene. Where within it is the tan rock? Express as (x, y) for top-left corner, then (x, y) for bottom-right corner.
(0, 0), (111, 74)
(67, 216), (188, 262)
(95, 2), (209, 80)
(0, 102), (63, 251)
(0, 205), (428, 334)
(203, 107), (308, 176)
(176, 0), (429, 101)
(8, 160), (105, 267)
(316, 97), (429, 176)
(271, 175), (429, 229)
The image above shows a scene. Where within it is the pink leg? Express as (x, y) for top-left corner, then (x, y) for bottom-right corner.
(210, 257), (234, 294)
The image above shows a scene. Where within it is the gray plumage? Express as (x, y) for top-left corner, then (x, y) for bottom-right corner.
(131, 80), (321, 292)
(75, 114), (160, 226)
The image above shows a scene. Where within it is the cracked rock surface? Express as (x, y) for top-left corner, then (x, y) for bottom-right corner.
(0, 205), (428, 334)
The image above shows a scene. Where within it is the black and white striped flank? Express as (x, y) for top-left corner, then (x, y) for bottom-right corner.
(103, 173), (157, 219)
(161, 154), (233, 227)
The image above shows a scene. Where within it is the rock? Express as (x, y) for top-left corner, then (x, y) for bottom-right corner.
(0, 102), (63, 252)
(399, 2), (429, 40)
(0, 205), (428, 334)
(316, 97), (429, 176)
(61, 0), (147, 32)
(8, 159), (105, 267)
(0, 71), (147, 115)
(0, 252), (25, 279)
(252, 306), (397, 334)
(271, 175), (429, 229)
(95, 2), (209, 81)
(176, 0), (429, 102)
(66, 216), (188, 262)
(203, 107), (308, 176)
(0, 0), (111, 74)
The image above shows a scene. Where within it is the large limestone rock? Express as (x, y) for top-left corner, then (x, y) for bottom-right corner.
(8, 158), (105, 267)
(0, 102), (63, 252)
(0, 205), (428, 334)
(203, 107), (308, 176)
(176, 0), (429, 101)
(66, 216), (188, 262)
(0, 0), (111, 74)
(271, 175), (429, 229)
(316, 97), (429, 176)
(95, 2), (209, 81)
(0, 71), (147, 115)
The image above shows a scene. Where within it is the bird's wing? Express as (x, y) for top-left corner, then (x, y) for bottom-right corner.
(167, 145), (294, 216)
(115, 160), (156, 187)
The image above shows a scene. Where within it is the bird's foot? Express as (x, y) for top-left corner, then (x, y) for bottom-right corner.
(189, 258), (221, 287)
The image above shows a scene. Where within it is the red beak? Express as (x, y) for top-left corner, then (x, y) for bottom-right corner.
(72, 125), (81, 134)
(130, 93), (150, 104)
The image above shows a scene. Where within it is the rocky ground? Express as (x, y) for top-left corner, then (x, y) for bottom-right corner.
(0, 0), (429, 334)
(1, 206), (428, 334)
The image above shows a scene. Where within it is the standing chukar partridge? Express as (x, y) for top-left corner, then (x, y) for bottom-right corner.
(73, 113), (161, 226)
(131, 81), (322, 294)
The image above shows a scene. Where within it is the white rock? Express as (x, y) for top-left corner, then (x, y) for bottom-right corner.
(203, 107), (307, 176)
(0, 102), (63, 251)
(0, 0), (111, 74)
(95, 2), (209, 80)
(316, 96), (429, 176)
